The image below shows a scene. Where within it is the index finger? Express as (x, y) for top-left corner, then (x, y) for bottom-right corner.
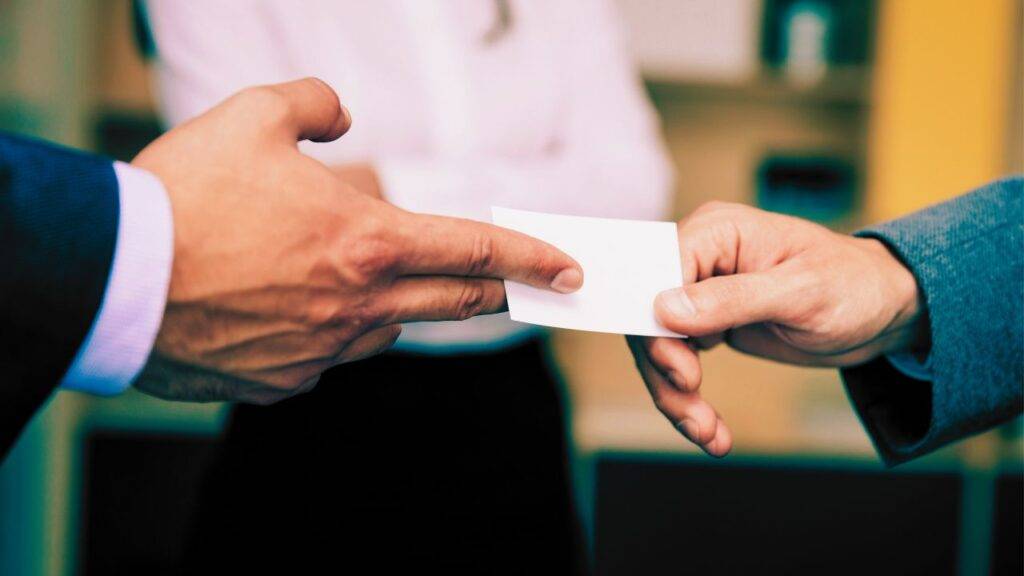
(395, 213), (583, 293)
(625, 337), (731, 456)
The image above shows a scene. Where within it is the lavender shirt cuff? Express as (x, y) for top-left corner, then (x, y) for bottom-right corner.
(59, 162), (174, 396)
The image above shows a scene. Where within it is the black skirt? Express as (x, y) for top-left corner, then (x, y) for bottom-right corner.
(182, 338), (586, 575)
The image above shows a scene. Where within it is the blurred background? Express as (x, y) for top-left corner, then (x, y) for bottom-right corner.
(0, 0), (1021, 574)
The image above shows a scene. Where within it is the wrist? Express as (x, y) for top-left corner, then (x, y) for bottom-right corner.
(861, 238), (930, 356)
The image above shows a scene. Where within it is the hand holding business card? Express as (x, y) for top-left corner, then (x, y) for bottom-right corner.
(492, 207), (683, 337)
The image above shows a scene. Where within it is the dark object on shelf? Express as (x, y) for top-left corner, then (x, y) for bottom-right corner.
(94, 111), (163, 163)
(131, 0), (157, 59)
(761, 0), (875, 69)
(595, 454), (962, 576)
(756, 154), (857, 221)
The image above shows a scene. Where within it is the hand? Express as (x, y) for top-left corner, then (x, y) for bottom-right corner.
(132, 78), (583, 404)
(334, 162), (383, 200)
(628, 201), (926, 456)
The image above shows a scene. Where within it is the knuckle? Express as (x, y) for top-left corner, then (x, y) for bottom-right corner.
(454, 282), (487, 321)
(693, 200), (732, 215)
(715, 282), (744, 308)
(303, 302), (370, 342)
(466, 233), (496, 276)
(528, 251), (555, 281)
(357, 300), (388, 328)
(650, 390), (670, 415)
(237, 85), (291, 125)
(647, 338), (671, 362)
(343, 310), (375, 336)
(346, 236), (398, 282)
(304, 76), (339, 106)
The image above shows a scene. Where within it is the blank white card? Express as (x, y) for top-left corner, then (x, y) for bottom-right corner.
(492, 207), (683, 337)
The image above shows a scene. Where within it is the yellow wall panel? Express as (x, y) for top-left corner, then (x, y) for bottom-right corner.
(867, 0), (1017, 220)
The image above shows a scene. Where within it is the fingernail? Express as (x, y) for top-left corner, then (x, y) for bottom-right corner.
(705, 437), (725, 458)
(657, 289), (696, 318)
(677, 418), (701, 443)
(551, 268), (583, 294)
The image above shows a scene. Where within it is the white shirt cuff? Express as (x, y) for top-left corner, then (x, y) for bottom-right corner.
(59, 162), (174, 396)
(886, 351), (933, 382)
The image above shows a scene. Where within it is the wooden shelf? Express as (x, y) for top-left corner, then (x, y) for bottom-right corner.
(645, 67), (871, 108)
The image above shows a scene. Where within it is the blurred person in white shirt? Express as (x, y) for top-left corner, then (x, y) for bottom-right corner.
(143, 0), (673, 572)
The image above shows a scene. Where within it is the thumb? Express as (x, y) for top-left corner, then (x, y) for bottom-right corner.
(265, 77), (352, 143)
(654, 271), (790, 337)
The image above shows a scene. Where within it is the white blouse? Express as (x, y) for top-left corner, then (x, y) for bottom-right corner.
(146, 0), (674, 353)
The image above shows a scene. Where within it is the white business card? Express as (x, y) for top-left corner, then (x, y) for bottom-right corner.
(492, 207), (683, 337)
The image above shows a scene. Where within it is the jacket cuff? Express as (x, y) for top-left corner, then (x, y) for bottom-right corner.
(842, 179), (1023, 465)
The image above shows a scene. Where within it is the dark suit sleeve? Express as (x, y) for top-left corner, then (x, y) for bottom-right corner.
(0, 133), (119, 457)
(842, 177), (1023, 465)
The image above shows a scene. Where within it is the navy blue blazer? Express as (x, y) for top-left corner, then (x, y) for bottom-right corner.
(0, 133), (120, 457)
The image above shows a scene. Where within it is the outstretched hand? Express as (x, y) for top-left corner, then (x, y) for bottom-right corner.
(628, 201), (927, 456)
(133, 78), (583, 404)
